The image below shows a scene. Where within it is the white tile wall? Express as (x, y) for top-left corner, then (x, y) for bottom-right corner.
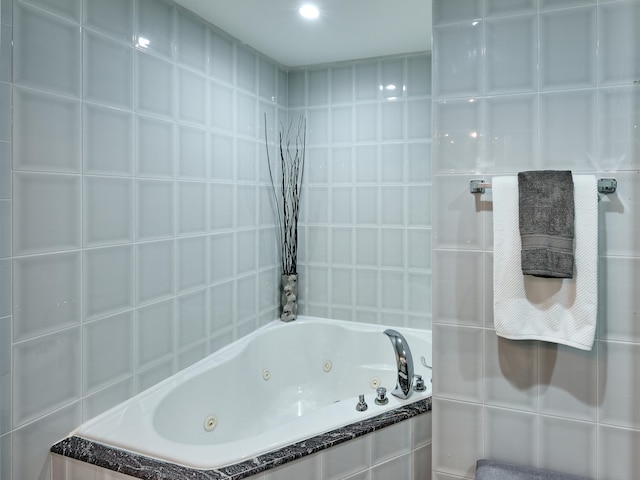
(0, 2), (433, 479)
(294, 55), (432, 327)
(432, 1), (640, 479)
(2, 0), (287, 477)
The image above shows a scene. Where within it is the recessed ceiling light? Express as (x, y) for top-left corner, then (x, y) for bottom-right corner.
(299, 4), (319, 20)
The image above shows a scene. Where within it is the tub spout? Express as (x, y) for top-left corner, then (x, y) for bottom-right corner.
(383, 329), (414, 399)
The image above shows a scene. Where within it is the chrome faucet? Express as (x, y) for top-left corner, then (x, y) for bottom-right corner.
(383, 329), (414, 399)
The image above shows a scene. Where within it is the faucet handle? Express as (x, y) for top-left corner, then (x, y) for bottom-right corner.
(413, 374), (427, 392)
(356, 394), (368, 411)
(375, 387), (389, 405)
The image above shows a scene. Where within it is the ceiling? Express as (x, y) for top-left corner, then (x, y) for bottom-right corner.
(172, 0), (432, 68)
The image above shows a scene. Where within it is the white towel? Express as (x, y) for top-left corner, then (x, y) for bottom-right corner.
(493, 175), (598, 351)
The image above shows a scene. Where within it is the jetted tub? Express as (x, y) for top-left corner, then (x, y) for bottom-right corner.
(54, 316), (432, 476)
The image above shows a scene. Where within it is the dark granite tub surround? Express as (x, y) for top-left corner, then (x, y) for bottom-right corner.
(51, 397), (432, 480)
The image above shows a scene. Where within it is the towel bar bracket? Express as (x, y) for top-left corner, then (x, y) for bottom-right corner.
(470, 177), (617, 195)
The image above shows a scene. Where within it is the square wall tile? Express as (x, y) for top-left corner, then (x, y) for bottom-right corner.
(381, 271), (404, 310)
(432, 250), (483, 326)
(485, 0), (537, 17)
(178, 125), (207, 180)
(308, 68), (328, 106)
(83, 245), (134, 320)
(136, 114), (175, 178)
(484, 407), (538, 468)
(13, 327), (81, 427)
(483, 330), (537, 411)
(539, 6), (597, 90)
(258, 57), (276, 102)
(178, 68), (207, 126)
(135, 51), (173, 118)
(433, 99), (482, 174)
(433, 175), (479, 248)
(598, 2), (640, 87)
(176, 9), (206, 72)
(433, 22), (483, 99)
(83, 176), (133, 247)
(83, 311), (134, 394)
(433, 0), (482, 25)
(331, 65), (353, 104)
(485, 14), (537, 95)
(355, 61), (378, 101)
(83, 29), (133, 109)
(372, 420), (411, 464)
(598, 172), (640, 256)
(136, 299), (174, 368)
(177, 236), (207, 293)
(485, 94), (537, 173)
(432, 398), (483, 478)
(322, 433), (369, 480)
(408, 99), (432, 140)
(539, 416), (596, 479)
(381, 101), (404, 141)
(433, 324), (482, 402)
(210, 132), (234, 180)
(540, 90), (596, 170)
(13, 86), (81, 173)
(407, 54), (431, 97)
(355, 104), (377, 142)
(209, 281), (234, 332)
(13, 251), (81, 341)
(236, 45), (256, 93)
(210, 82), (234, 132)
(538, 342), (598, 421)
(83, 103), (133, 176)
(136, 180), (174, 240)
(210, 183), (234, 231)
(13, 172), (81, 255)
(355, 269), (378, 309)
(236, 230), (256, 275)
(135, 0), (173, 59)
(597, 425), (640, 480)
(177, 182), (207, 235)
(598, 256), (640, 342)
(177, 290), (207, 349)
(598, 86), (640, 171)
(14, 2), (81, 96)
(136, 240), (174, 305)
(83, 0), (133, 43)
(12, 398), (81, 480)
(598, 340), (640, 429)
(209, 29), (233, 84)
(209, 233), (235, 284)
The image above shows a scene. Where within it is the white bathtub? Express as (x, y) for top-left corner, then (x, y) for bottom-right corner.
(71, 316), (432, 471)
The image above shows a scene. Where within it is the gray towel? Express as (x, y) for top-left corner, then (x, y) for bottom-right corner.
(518, 170), (574, 278)
(475, 459), (592, 480)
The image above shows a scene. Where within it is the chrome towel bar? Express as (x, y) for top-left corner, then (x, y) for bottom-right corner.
(470, 178), (617, 194)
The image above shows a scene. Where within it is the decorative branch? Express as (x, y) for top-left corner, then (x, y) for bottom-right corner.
(264, 114), (307, 275)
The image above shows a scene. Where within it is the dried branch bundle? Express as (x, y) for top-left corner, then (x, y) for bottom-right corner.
(264, 115), (306, 275)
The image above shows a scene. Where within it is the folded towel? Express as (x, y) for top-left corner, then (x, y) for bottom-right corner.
(518, 170), (575, 278)
(493, 175), (597, 351)
(475, 459), (592, 480)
